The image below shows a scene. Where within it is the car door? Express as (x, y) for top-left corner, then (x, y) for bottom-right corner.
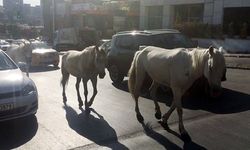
(115, 35), (137, 75)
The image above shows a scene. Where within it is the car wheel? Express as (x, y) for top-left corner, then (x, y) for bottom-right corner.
(109, 65), (124, 84)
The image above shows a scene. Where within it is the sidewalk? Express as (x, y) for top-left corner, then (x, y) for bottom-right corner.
(224, 53), (250, 58)
(224, 54), (250, 70)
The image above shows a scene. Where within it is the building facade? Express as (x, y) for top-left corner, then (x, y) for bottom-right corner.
(3, 0), (23, 23)
(140, 0), (250, 31)
(41, 0), (140, 40)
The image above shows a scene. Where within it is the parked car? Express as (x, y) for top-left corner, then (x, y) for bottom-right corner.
(107, 29), (197, 84)
(0, 50), (38, 121)
(31, 41), (59, 67)
(0, 40), (11, 51)
(99, 39), (111, 54)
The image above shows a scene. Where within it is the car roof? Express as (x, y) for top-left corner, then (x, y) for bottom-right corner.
(115, 29), (180, 36)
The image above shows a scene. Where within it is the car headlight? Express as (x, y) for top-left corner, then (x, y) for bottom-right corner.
(22, 84), (36, 96)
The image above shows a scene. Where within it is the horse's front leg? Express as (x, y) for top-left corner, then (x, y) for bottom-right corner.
(26, 57), (31, 77)
(149, 81), (162, 120)
(76, 77), (83, 108)
(82, 78), (89, 107)
(87, 76), (97, 107)
(170, 88), (191, 142)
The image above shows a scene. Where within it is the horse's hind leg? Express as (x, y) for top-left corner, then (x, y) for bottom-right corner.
(149, 81), (161, 120)
(87, 76), (97, 107)
(134, 68), (146, 123)
(61, 72), (69, 103)
(76, 77), (83, 108)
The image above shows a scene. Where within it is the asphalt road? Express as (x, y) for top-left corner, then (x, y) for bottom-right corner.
(0, 65), (250, 150)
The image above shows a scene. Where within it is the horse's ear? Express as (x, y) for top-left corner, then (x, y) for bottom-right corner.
(209, 46), (214, 56)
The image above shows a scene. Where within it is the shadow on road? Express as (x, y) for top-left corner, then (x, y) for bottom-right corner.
(142, 122), (206, 150)
(114, 80), (250, 114)
(63, 105), (128, 150)
(0, 115), (38, 149)
(29, 66), (59, 73)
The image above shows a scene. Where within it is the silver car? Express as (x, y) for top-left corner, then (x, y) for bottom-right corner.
(0, 50), (38, 122)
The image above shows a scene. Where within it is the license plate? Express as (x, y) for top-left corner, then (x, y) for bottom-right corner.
(0, 103), (14, 111)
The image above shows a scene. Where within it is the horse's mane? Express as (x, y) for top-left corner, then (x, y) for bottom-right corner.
(190, 48), (209, 73)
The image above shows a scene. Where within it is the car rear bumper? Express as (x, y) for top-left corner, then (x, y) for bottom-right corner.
(31, 54), (59, 66)
(0, 92), (38, 122)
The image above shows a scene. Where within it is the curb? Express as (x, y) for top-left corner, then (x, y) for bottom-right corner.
(224, 54), (250, 58)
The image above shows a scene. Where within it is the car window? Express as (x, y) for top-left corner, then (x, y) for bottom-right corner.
(172, 34), (193, 48)
(0, 52), (18, 70)
(115, 35), (135, 50)
(136, 36), (150, 48)
(151, 33), (193, 49)
(32, 42), (51, 49)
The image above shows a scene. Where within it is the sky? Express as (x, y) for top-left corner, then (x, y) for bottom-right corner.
(0, 0), (40, 6)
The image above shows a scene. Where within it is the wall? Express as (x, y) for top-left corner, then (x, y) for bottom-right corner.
(194, 38), (250, 53)
(139, 0), (250, 29)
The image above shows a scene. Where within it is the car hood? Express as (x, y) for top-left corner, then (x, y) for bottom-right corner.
(0, 69), (30, 94)
(33, 48), (57, 54)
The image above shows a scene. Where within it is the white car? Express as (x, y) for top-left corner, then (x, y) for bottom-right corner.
(31, 41), (59, 67)
(0, 50), (38, 121)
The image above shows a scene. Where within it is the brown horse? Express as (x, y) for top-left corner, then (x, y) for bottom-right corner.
(61, 46), (106, 108)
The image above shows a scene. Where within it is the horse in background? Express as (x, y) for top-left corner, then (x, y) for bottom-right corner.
(6, 39), (33, 76)
(128, 46), (226, 141)
(61, 46), (106, 108)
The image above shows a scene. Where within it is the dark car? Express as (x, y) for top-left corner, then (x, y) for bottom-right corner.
(107, 29), (197, 84)
(99, 39), (111, 54)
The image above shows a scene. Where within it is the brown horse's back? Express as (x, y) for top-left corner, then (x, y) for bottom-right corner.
(61, 46), (96, 78)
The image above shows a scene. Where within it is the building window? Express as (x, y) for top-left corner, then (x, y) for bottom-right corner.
(224, 7), (250, 36)
(147, 6), (163, 29)
(174, 4), (204, 23)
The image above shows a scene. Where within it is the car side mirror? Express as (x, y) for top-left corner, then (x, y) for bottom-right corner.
(17, 62), (27, 72)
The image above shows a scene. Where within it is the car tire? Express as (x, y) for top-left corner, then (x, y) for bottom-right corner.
(109, 65), (124, 84)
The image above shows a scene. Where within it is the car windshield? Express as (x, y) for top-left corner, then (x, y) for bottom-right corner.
(150, 33), (193, 49)
(32, 42), (51, 49)
(0, 51), (18, 70)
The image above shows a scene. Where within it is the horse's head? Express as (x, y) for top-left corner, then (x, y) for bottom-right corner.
(94, 46), (107, 79)
(204, 46), (226, 98)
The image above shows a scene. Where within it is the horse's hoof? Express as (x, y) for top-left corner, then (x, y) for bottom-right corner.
(159, 121), (169, 130)
(84, 104), (89, 110)
(63, 96), (67, 103)
(136, 114), (144, 123)
(155, 112), (162, 120)
(79, 103), (83, 108)
(181, 132), (192, 143)
(85, 107), (91, 114)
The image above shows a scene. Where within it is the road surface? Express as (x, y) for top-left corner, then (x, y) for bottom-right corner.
(0, 65), (249, 150)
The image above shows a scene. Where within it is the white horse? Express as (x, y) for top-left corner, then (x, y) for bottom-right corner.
(61, 46), (106, 108)
(128, 46), (226, 140)
(6, 40), (33, 76)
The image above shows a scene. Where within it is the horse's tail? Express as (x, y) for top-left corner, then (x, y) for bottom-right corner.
(128, 51), (140, 97)
(60, 54), (69, 87)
